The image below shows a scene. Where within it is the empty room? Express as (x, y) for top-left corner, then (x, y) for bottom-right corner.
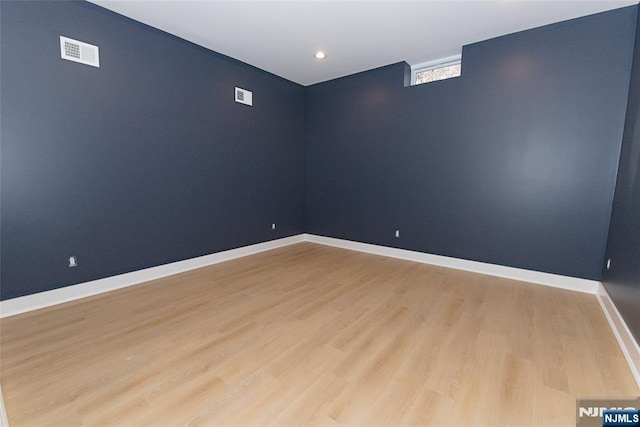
(2, 1), (640, 426)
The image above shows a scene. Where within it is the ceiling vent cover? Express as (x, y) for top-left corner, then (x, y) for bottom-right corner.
(60, 36), (100, 68)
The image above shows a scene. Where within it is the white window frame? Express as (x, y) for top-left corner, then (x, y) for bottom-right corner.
(411, 54), (462, 85)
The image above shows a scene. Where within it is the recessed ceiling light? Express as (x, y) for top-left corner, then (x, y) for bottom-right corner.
(314, 51), (327, 60)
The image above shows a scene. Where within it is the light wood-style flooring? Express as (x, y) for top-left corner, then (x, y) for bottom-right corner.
(1, 242), (638, 426)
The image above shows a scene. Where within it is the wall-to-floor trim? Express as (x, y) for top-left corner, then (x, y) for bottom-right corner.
(0, 385), (9, 427)
(1, 233), (601, 318)
(597, 283), (640, 389)
(0, 235), (305, 318)
(303, 234), (600, 294)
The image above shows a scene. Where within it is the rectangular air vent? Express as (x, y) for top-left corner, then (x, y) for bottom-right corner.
(60, 36), (100, 68)
(235, 87), (253, 106)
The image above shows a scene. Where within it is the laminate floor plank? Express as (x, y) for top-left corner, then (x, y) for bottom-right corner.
(1, 242), (638, 426)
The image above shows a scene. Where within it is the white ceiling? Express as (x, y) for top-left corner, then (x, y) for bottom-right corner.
(88, 0), (637, 86)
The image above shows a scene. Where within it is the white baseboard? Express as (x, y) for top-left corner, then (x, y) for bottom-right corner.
(0, 385), (8, 427)
(2, 233), (600, 319)
(0, 235), (305, 318)
(596, 283), (640, 389)
(303, 234), (599, 294)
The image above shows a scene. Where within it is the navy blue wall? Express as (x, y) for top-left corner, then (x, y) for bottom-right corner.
(0, 1), (305, 300)
(305, 7), (636, 280)
(2, 2), (639, 305)
(603, 6), (640, 343)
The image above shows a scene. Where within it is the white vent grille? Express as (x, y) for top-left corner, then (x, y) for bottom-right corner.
(60, 36), (100, 68)
(235, 87), (253, 106)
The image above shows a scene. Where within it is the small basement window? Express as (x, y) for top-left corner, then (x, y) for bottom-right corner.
(411, 55), (461, 85)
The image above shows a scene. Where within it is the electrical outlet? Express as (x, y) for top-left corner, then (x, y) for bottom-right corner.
(272, 223), (276, 230)
(68, 255), (78, 268)
(606, 258), (612, 270)
(395, 230), (400, 238)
